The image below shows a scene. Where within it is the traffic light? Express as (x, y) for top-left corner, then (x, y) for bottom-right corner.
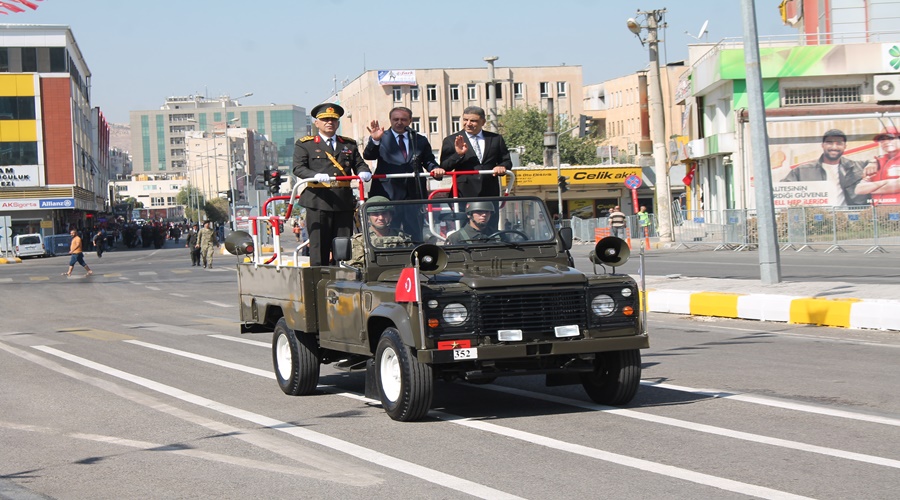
(558, 175), (570, 193)
(578, 115), (592, 138)
(266, 169), (283, 194)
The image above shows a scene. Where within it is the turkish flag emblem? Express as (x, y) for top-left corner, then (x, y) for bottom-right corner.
(395, 267), (420, 302)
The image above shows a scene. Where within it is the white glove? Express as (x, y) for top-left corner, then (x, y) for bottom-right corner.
(313, 173), (331, 183)
(358, 172), (372, 182)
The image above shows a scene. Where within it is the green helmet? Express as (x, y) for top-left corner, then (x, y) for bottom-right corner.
(466, 201), (495, 214)
(366, 196), (394, 214)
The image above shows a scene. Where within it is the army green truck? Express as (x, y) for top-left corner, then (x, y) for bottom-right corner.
(229, 192), (648, 421)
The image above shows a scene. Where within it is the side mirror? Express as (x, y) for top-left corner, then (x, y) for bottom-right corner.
(557, 226), (573, 250)
(333, 237), (352, 262)
(224, 231), (254, 255)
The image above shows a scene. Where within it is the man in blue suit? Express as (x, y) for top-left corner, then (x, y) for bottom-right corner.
(364, 106), (444, 241)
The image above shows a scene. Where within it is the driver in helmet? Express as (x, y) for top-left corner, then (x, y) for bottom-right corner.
(347, 196), (412, 266)
(447, 201), (494, 244)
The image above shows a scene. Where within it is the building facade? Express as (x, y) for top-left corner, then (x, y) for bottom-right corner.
(128, 96), (307, 177)
(0, 24), (108, 240)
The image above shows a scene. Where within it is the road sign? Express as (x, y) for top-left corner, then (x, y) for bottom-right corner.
(624, 174), (642, 189)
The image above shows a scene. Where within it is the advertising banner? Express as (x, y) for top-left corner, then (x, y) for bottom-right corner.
(377, 70), (417, 86)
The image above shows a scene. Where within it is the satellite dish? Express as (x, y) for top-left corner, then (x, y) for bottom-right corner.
(686, 20), (709, 41)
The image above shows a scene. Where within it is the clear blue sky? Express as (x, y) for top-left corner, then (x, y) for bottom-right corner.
(9, 0), (795, 124)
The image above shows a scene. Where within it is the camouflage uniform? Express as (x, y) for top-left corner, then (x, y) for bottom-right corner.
(347, 229), (412, 267)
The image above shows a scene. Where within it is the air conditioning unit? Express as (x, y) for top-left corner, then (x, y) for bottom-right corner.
(874, 74), (900, 102)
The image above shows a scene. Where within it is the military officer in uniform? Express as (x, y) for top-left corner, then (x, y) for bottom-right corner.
(347, 196), (412, 267)
(293, 103), (372, 266)
(447, 201), (496, 244)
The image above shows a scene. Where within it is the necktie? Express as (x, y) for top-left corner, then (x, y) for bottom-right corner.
(471, 135), (483, 162)
(326, 138), (334, 151)
(398, 134), (408, 160)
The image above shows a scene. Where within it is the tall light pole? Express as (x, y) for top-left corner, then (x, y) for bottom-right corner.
(484, 56), (499, 132)
(627, 9), (673, 244)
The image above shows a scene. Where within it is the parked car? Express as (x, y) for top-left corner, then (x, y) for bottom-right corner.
(13, 233), (45, 258)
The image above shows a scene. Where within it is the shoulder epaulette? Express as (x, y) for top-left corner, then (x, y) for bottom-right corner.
(299, 135), (315, 142)
(337, 135), (357, 145)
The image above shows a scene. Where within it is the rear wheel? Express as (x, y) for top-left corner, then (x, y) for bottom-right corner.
(580, 349), (641, 405)
(272, 318), (320, 395)
(375, 328), (433, 421)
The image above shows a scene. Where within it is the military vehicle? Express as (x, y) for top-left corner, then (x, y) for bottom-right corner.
(229, 175), (647, 421)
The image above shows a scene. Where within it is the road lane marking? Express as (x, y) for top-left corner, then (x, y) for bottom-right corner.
(0, 342), (379, 487)
(30, 345), (525, 500)
(146, 286), (161, 291)
(57, 328), (135, 341)
(0, 278), (12, 283)
(170, 293), (188, 297)
(139, 271), (157, 276)
(204, 301), (233, 308)
(29, 276), (49, 281)
(104, 272), (122, 277)
(171, 270), (192, 274)
(639, 381), (900, 427)
(209, 334), (268, 347)
(122, 324), (219, 336)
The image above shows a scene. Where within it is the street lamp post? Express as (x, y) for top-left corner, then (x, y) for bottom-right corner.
(484, 56), (499, 132)
(627, 9), (673, 244)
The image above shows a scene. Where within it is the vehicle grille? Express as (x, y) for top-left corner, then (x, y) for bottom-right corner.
(476, 289), (587, 338)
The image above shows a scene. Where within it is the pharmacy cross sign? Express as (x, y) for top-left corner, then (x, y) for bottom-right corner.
(624, 174), (642, 189)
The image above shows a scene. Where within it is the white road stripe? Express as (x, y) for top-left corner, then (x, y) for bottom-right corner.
(170, 293), (188, 297)
(129, 339), (824, 498)
(640, 381), (900, 427)
(204, 301), (233, 308)
(31, 345), (524, 500)
(139, 271), (157, 276)
(208, 334), (269, 347)
(146, 286), (161, 291)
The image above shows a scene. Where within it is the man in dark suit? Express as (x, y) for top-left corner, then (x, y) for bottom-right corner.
(293, 103), (372, 266)
(439, 105), (511, 199)
(364, 107), (444, 241)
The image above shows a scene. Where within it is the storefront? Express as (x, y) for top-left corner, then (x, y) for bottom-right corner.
(507, 166), (650, 218)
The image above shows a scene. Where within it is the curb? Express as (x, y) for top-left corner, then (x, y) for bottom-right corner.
(0, 257), (22, 264)
(646, 289), (900, 332)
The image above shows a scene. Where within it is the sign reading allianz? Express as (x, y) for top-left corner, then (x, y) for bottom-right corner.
(0, 198), (75, 211)
(0, 165), (41, 188)
(377, 70), (417, 86)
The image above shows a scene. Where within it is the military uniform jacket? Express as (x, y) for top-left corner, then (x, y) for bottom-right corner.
(293, 135), (371, 212)
(347, 228), (412, 266)
(447, 224), (491, 244)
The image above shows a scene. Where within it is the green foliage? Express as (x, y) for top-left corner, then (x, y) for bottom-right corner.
(122, 196), (143, 209)
(498, 106), (602, 166)
(204, 197), (229, 225)
(177, 185), (206, 223)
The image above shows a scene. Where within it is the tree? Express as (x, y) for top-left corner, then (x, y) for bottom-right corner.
(498, 106), (602, 166)
(176, 186), (205, 223)
(122, 196), (143, 209)
(204, 197), (229, 225)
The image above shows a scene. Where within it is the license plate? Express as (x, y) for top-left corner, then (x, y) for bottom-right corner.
(453, 348), (478, 360)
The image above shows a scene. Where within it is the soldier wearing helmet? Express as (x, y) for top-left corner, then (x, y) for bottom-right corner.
(447, 201), (495, 244)
(347, 196), (412, 266)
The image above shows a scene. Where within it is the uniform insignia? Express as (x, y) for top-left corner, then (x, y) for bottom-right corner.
(338, 135), (357, 145)
(299, 136), (315, 142)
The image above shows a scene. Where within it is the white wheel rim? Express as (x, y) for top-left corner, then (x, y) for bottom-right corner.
(379, 346), (401, 402)
(275, 333), (292, 380)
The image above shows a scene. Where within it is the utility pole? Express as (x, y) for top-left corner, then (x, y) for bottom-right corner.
(543, 98), (561, 215)
(741, 0), (781, 283)
(645, 10), (673, 243)
(484, 56), (499, 132)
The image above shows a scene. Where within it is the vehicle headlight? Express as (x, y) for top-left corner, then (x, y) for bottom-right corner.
(621, 287), (633, 298)
(591, 294), (616, 317)
(442, 303), (468, 326)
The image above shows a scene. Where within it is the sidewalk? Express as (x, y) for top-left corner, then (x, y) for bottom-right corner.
(639, 274), (900, 332)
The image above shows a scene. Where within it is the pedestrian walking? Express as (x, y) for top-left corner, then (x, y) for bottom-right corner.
(186, 224), (201, 266)
(198, 221), (217, 268)
(608, 205), (627, 240)
(62, 229), (92, 277)
(92, 227), (106, 258)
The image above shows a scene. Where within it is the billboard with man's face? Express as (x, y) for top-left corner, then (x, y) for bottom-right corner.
(769, 117), (900, 207)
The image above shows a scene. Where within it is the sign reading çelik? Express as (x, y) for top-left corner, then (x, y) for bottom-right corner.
(0, 165), (41, 188)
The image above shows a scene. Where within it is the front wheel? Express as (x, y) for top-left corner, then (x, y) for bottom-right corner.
(375, 328), (433, 421)
(272, 318), (320, 395)
(580, 349), (641, 405)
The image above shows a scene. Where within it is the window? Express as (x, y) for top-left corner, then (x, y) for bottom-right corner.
(539, 82), (550, 98)
(411, 118), (420, 132)
(485, 82), (502, 99)
(410, 86), (420, 102)
(392, 86), (402, 102)
(151, 197), (165, 207)
(0, 96), (35, 120)
(0, 48), (7, 72)
(427, 84), (437, 101)
(467, 84), (477, 100)
(167, 196), (177, 205)
(49, 47), (66, 72)
(449, 84), (460, 101)
(451, 118), (460, 133)
(513, 83), (524, 99)
(429, 117), (438, 134)
(21, 47), (36, 72)
(783, 86), (861, 106)
(556, 82), (567, 97)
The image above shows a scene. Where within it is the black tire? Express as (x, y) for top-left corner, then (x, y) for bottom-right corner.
(580, 349), (641, 405)
(375, 328), (433, 421)
(272, 318), (320, 395)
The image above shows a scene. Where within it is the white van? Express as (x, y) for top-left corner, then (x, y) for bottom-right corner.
(13, 233), (45, 258)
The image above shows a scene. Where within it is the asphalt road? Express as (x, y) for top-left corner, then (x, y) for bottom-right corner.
(1, 242), (898, 499)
